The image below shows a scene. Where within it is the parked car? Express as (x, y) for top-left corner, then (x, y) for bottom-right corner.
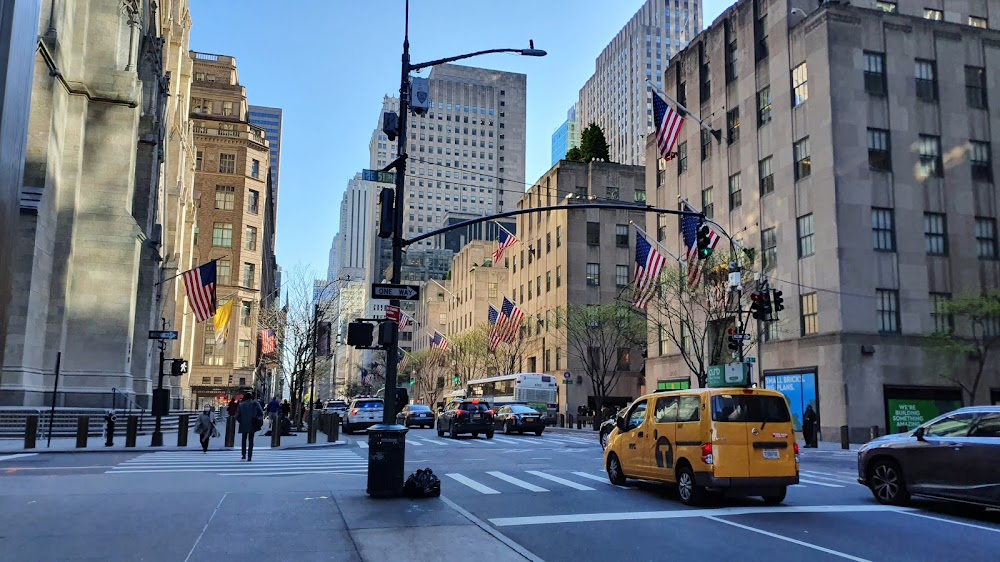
(599, 415), (619, 449)
(437, 398), (495, 439)
(858, 406), (1000, 508)
(397, 404), (435, 428)
(494, 405), (545, 435)
(342, 398), (383, 434)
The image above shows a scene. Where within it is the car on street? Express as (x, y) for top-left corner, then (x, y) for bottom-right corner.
(326, 400), (348, 417)
(397, 404), (435, 428)
(494, 404), (545, 435)
(604, 387), (799, 506)
(437, 398), (495, 439)
(858, 405), (1000, 508)
(342, 397), (384, 434)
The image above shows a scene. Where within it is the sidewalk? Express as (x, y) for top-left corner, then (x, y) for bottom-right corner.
(0, 426), (344, 454)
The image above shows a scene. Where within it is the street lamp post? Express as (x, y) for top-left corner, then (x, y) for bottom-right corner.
(365, 0), (545, 498)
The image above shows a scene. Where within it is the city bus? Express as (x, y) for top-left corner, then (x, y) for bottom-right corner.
(466, 373), (558, 425)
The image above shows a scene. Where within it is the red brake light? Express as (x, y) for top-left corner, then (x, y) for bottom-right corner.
(701, 443), (714, 465)
(351, 409), (357, 415)
(488, 409), (494, 415)
(742, 389), (754, 395)
(455, 409), (464, 416)
(794, 443), (800, 455)
(471, 399), (480, 404)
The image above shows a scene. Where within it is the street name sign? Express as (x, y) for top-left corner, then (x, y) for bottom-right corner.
(371, 283), (420, 300)
(733, 333), (751, 341)
(362, 169), (396, 184)
(148, 331), (179, 340)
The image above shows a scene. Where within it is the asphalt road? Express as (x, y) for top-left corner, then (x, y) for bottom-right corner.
(2, 427), (999, 561)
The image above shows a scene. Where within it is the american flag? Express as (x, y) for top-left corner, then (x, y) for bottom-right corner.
(652, 91), (684, 161)
(371, 362), (384, 377)
(259, 329), (276, 355)
(681, 203), (720, 288)
(430, 331), (449, 351)
(632, 230), (666, 309)
(361, 370), (372, 387)
(385, 305), (412, 330)
(397, 347), (407, 366)
(492, 229), (517, 263)
(182, 261), (217, 323)
(487, 304), (500, 352)
(498, 297), (524, 344)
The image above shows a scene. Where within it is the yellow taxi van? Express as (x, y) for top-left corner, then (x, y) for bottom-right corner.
(603, 387), (799, 505)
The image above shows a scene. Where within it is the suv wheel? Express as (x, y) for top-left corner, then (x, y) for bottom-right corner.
(486, 431), (494, 439)
(869, 459), (909, 505)
(436, 423), (444, 437)
(449, 422), (459, 439)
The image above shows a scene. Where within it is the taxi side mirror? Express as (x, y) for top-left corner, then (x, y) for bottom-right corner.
(616, 417), (627, 432)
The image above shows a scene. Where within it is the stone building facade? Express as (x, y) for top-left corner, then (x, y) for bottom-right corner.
(443, 241), (507, 339)
(186, 51), (271, 406)
(1, 0), (195, 407)
(646, 0), (1000, 442)
(512, 161), (648, 414)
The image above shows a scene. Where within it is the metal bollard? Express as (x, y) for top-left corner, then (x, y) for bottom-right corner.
(840, 425), (849, 449)
(271, 414), (281, 448)
(329, 414), (340, 442)
(105, 413), (116, 447)
(577, 416), (582, 430)
(559, 413), (565, 428)
(24, 415), (38, 449)
(177, 415), (189, 447)
(225, 416), (236, 448)
(870, 425), (880, 440)
(307, 412), (318, 444)
(76, 416), (89, 448)
(126, 416), (138, 447)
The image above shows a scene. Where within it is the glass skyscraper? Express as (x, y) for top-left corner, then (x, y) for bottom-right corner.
(248, 105), (282, 202)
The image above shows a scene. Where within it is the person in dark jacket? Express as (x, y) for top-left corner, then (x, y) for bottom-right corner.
(227, 399), (238, 418)
(280, 399), (291, 418)
(236, 394), (264, 461)
(803, 405), (819, 448)
(194, 404), (219, 453)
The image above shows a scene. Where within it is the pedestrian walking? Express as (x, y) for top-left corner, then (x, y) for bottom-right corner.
(194, 404), (219, 453)
(236, 393), (264, 461)
(280, 399), (291, 418)
(227, 398), (238, 418)
(803, 405), (819, 448)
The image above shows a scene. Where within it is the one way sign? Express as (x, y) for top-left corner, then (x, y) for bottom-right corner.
(371, 283), (420, 301)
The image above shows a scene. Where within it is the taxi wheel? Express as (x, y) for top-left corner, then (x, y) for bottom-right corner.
(869, 459), (910, 505)
(606, 453), (627, 486)
(676, 465), (705, 506)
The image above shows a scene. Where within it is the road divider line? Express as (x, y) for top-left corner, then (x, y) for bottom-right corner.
(704, 516), (871, 561)
(487, 471), (549, 492)
(489, 504), (907, 527)
(0, 453), (38, 462)
(183, 492), (228, 562)
(526, 470), (595, 491)
(446, 473), (500, 494)
(895, 510), (1000, 534)
(797, 478), (846, 488)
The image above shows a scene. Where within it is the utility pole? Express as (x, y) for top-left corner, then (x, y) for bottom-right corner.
(309, 303), (319, 421)
(151, 318), (167, 447)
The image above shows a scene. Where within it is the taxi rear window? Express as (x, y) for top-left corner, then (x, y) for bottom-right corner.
(711, 395), (791, 423)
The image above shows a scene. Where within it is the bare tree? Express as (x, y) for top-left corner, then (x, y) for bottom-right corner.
(562, 303), (646, 418)
(401, 349), (450, 406)
(644, 252), (766, 387)
(485, 322), (533, 376)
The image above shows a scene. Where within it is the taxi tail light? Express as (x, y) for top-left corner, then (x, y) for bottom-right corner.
(794, 442), (800, 463)
(701, 443), (714, 465)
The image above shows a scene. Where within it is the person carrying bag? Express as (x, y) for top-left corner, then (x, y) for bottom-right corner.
(194, 405), (220, 453)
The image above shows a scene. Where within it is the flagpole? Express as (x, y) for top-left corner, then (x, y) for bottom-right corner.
(646, 78), (721, 143)
(155, 255), (228, 287)
(630, 221), (683, 264)
(493, 220), (516, 239)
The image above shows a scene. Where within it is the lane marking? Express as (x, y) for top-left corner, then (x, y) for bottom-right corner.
(491, 436), (519, 444)
(446, 473), (500, 494)
(896, 510), (1000, 534)
(218, 469), (369, 476)
(0, 453), (39, 462)
(797, 478), (846, 488)
(440, 495), (546, 562)
(705, 516), (871, 561)
(488, 471), (549, 492)
(489, 504), (909, 527)
(408, 440), (424, 446)
(419, 438), (448, 446)
(570, 471), (625, 488)
(2, 465), (116, 470)
(357, 441), (369, 449)
(800, 471), (858, 484)
(184, 492), (228, 562)
(525, 470), (595, 491)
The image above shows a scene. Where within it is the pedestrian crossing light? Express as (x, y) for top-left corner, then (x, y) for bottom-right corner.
(696, 223), (713, 260)
(750, 292), (763, 320)
(170, 359), (188, 376)
(453, 376), (459, 384)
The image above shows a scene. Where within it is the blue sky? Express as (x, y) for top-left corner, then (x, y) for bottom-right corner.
(189, 0), (732, 283)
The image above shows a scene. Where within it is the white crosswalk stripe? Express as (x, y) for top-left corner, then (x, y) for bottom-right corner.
(487, 471), (549, 492)
(106, 449), (367, 476)
(358, 441), (369, 449)
(0, 453), (38, 462)
(526, 470), (596, 491)
(446, 473), (500, 494)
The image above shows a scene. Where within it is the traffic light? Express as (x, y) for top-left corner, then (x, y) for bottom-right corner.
(761, 289), (773, 318)
(453, 375), (460, 384)
(377, 188), (395, 238)
(750, 292), (763, 320)
(696, 223), (714, 260)
(347, 321), (374, 347)
(409, 378), (415, 387)
(727, 328), (740, 351)
(772, 289), (785, 312)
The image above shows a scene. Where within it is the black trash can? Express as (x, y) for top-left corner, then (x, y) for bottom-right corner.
(366, 425), (408, 498)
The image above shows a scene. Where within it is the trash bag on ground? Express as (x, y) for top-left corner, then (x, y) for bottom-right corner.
(403, 468), (441, 498)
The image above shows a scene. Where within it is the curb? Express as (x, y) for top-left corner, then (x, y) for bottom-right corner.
(1, 440), (346, 455)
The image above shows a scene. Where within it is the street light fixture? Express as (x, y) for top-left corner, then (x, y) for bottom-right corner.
(365, 0), (545, 499)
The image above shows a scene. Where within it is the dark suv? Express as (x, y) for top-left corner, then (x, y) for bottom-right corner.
(437, 399), (495, 439)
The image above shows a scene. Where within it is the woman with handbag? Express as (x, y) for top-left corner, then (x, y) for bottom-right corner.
(194, 404), (220, 453)
(236, 393), (265, 461)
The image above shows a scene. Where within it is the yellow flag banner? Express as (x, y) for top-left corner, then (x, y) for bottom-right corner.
(213, 299), (233, 345)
